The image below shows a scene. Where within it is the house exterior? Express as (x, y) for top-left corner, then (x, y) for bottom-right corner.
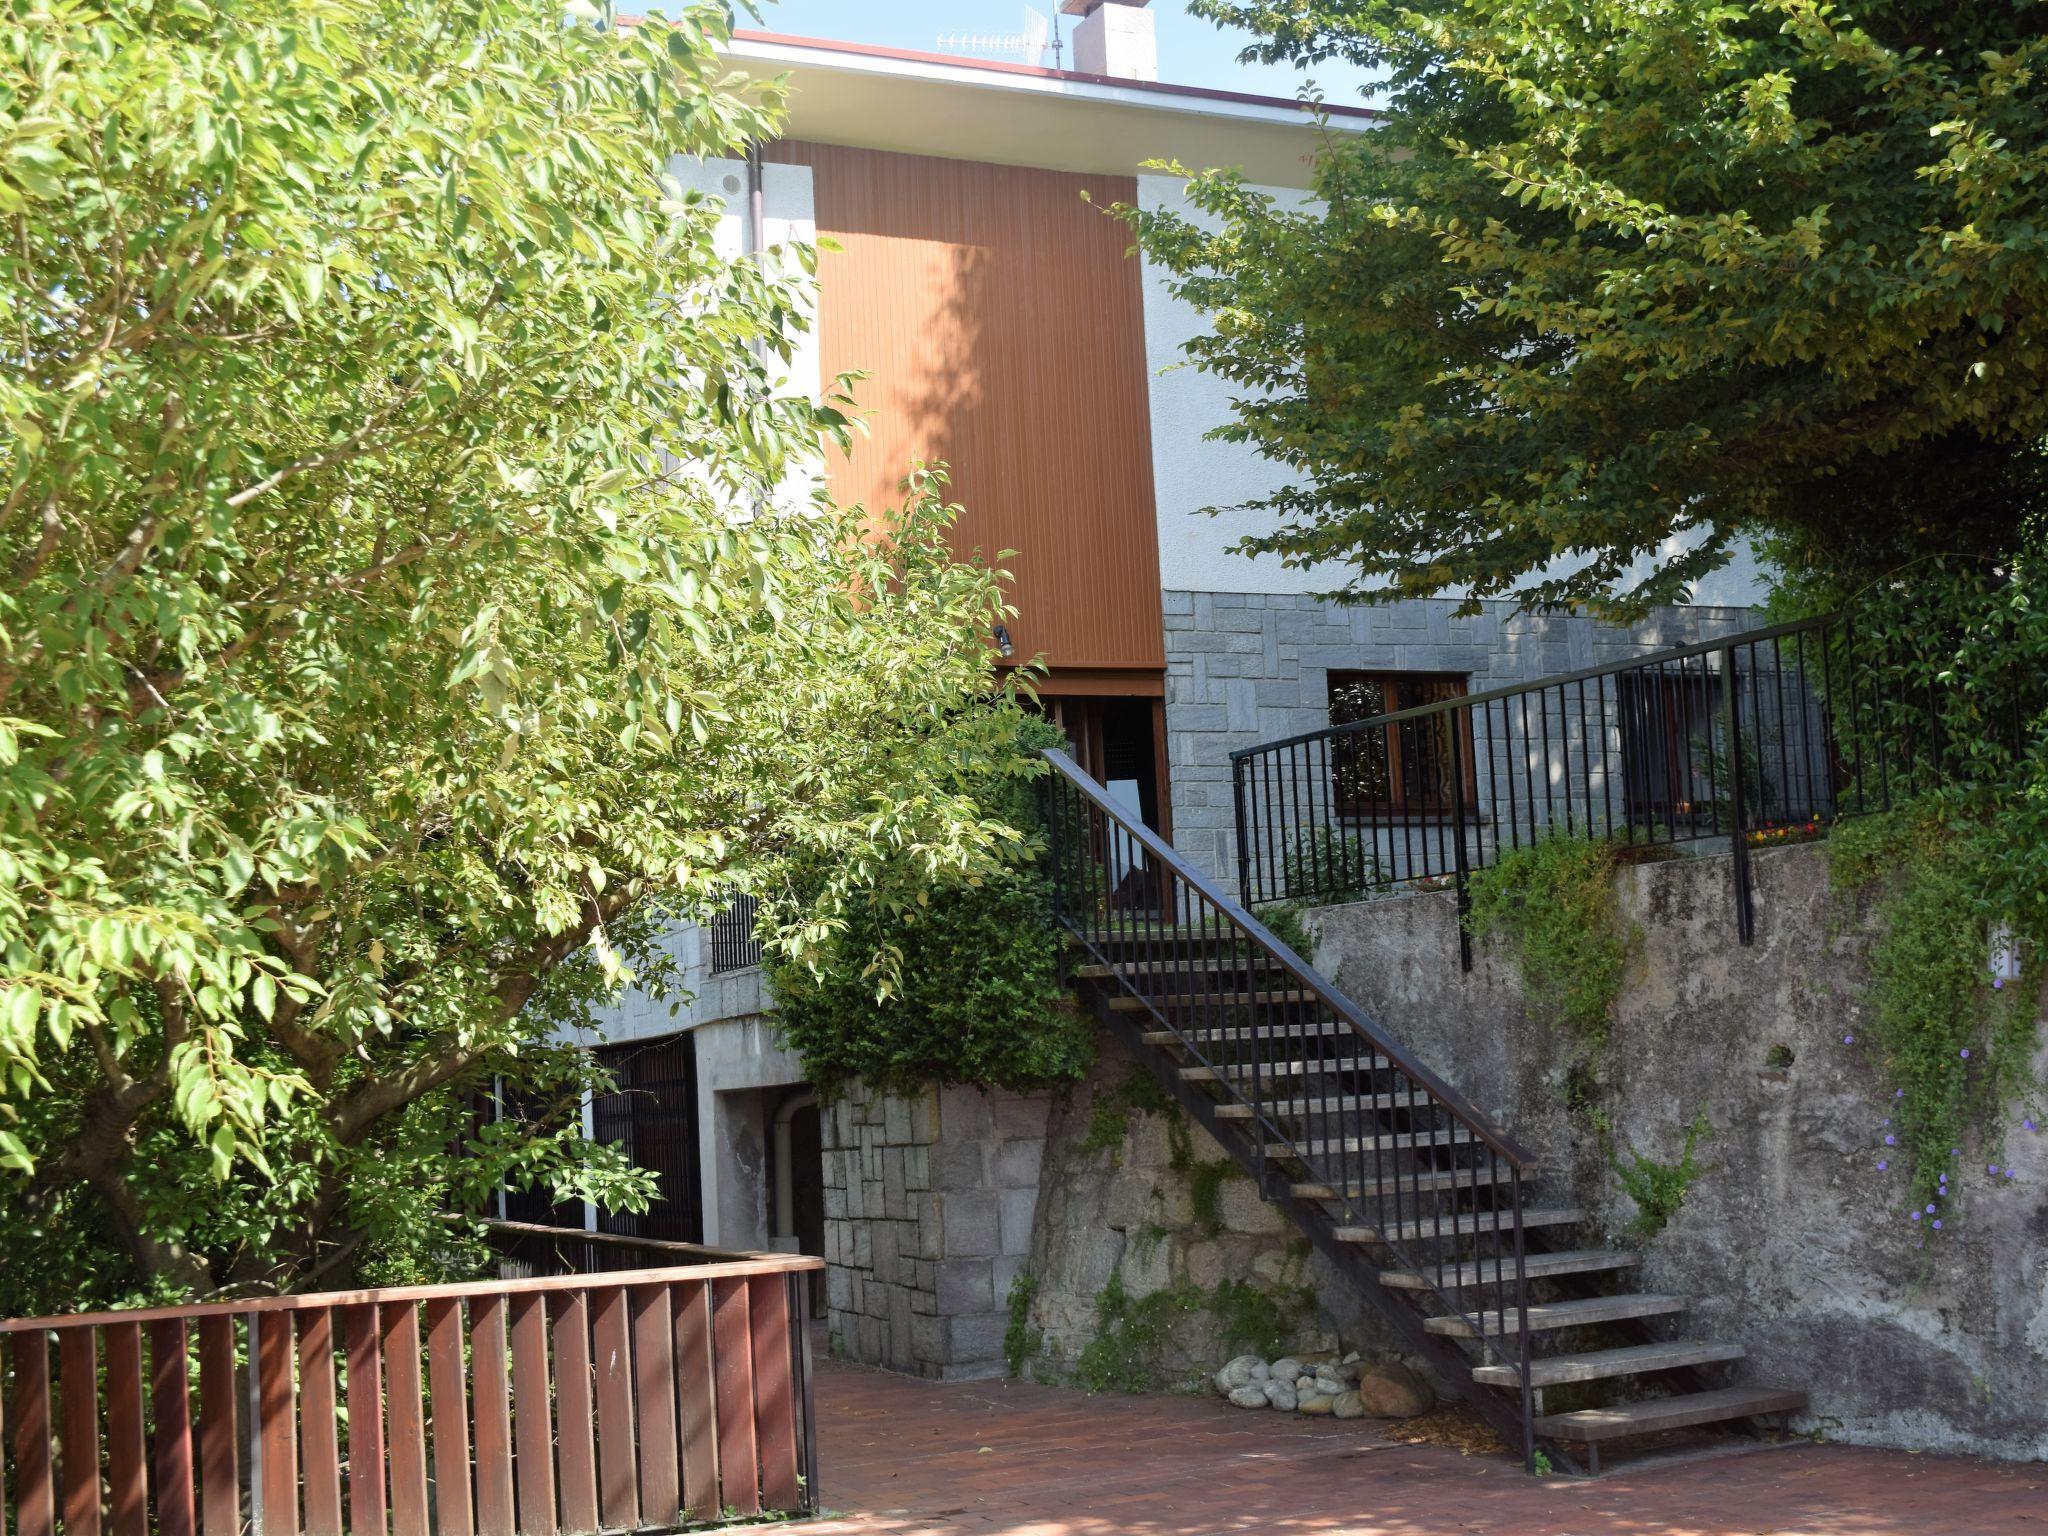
(548, 3), (1771, 1376)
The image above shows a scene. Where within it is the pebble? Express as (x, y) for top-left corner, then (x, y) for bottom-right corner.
(1227, 1385), (1268, 1410)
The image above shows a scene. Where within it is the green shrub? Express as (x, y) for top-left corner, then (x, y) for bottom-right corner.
(1465, 831), (1636, 1044)
(1607, 1114), (1712, 1240)
(766, 714), (1096, 1095)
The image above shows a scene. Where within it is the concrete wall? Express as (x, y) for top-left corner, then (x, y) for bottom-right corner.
(1308, 842), (2048, 1461)
(1160, 592), (1761, 885)
(819, 1082), (1051, 1380)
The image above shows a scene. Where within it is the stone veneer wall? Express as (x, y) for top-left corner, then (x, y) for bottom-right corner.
(1309, 842), (2048, 1461)
(1159, 592), (1758, 886)
(819, 1082), (1051, 1380)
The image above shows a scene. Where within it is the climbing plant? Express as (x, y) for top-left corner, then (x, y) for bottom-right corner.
(1831, 808), (2043, 1212)
(1464, 832), (1636, 1046)
(1805, 548), (2048, 1222)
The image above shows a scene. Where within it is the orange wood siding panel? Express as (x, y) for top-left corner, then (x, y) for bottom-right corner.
(768, 142), (1165, 673)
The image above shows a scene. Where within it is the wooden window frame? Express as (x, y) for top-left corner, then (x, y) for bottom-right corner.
(1325, 670), (1476, 821)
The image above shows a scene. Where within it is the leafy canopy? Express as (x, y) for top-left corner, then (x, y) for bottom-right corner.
(1131, 0), (2048, 613)
(0, 0), (1031, 1300)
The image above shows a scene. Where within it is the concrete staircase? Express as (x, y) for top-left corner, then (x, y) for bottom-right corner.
(1044, 751), (1806, 1476)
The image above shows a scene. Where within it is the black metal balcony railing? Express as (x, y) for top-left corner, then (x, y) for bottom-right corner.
(1230, 613), (2022, 955)
(708, 892), (763, 975)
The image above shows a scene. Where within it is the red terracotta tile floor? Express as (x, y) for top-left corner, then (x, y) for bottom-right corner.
(786, 1358), (2043, 1535)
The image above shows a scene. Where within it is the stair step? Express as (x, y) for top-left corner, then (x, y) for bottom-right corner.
(1142, 1019), (1364, 1047)
(1217, 1092), (1440, 1120)
(1073, 960), (1280, 981)
(1181, 1059), (1327, 1084)
(1108, 990), (1318, 1013)
(1424, 1292), (1685, 1338)
(1381, 1248), (1639, 1292)
(1337, 1207), (1584, 1245)
(1261, 1128), (1481, 1158)
(1292, 1166), (1515, 1200)
(1534, 1386), (1808, 1444)
(1472, 1340), (1744, 1389)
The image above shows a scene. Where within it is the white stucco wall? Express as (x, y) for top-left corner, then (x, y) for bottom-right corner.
(664, 155), (825, 515)
(1137, 174), (1775, 610)
(1140, 173), (1317, 596)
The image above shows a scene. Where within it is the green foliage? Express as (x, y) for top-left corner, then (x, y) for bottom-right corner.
(1187, 1157), (1247, 1238)
(1606, 1114), (1712, 1241)
(1254, 901), (1317, 963)
(1072, 1272), (1200, 1394)
(1131, 1), (2048, 611)
(1281, 828), (1380, 904)
(1207, 1275), (1313, 1358)
(1071, 1271), (1312, 1394)
(1800, 546), (2048, 1208)
(0, 0), (1029, 1302)
(1465, 833), (1636, 1044)
(1831, 808), (2042, 1204)
(1080, 1066), (1185, 1165)
(1003, 1272), (1042, 1379)
(764, 712), (1096, 1097)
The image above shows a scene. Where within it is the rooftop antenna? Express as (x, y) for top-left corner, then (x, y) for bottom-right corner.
(938, 6), (1063, 69)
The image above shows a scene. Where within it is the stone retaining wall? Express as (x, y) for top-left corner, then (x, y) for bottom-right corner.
(1309, 841), (2048, 1460)
(820, 1082), (1050, 1380)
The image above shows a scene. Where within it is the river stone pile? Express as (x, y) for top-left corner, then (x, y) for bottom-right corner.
(1212, 1353), (1431, 1419)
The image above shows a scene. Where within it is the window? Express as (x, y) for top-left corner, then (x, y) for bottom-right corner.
(591, 1034), (704, 1245)
(708, 892), (763, 975)
(1616, 667), (1723, 826)
(1326, 671), (1472, 817)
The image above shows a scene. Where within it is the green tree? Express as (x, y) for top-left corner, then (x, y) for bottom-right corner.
(1130, 0), (2048, 613)
(0, 0), (1029, 1305)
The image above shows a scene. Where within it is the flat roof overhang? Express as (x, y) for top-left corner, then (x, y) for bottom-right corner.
(719, 29), (1377, 188)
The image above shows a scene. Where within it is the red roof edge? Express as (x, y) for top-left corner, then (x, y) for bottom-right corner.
(612, 18), (1380, 122)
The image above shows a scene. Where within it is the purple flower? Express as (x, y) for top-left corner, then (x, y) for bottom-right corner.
(1990, 1164), (2000, 1175)
(2007, 1169), (2018, 1180)
(1994, 977), (2006, 990)
(1909, 1211), (1921, 1222)
(1884, 1135), (1896, 1146)
(1925, 1203), (1937, 1214)
(1896, 1089), (1906, 1099)
(1877, 1160), (1889, 1171)
(2026, 1119), (2039, 1133)
(1960, 1048), (1971, 1060)
(1844, 1034), (1856, 1045)
(1933, 1219), (1943, 1230)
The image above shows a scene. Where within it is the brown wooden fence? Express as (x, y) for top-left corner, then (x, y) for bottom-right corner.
(0, 1253), (822, 1536)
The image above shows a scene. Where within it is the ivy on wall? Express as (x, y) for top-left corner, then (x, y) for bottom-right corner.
(1464, 831), (1637, 1046)
(1831, 807), (2044, 1214)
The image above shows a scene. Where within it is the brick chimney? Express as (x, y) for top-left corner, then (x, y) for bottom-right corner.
(1063, 0), (1157, 83)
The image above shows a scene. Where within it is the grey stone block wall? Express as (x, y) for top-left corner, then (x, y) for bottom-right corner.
(1161, 591), (1762, 888)
(820, 1081), (1051, 1380)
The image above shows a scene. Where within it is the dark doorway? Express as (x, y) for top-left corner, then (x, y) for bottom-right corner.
(1040, 694), (1168, 834)
(591, 1032), (705, 1245)
(772, 1089), (826, 1311)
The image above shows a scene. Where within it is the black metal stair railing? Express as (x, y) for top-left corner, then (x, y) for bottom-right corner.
(1226, 613), (2027, 957)
(1041, 747), (1541, 1467)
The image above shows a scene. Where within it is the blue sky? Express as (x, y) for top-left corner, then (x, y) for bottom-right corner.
(733, 1), (1381, 104)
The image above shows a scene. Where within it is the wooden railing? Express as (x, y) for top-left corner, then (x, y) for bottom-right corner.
(0, 1248), (823, 1536)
